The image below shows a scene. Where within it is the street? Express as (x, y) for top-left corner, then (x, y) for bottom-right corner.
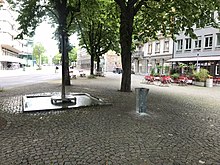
(0, 66), (61, 89)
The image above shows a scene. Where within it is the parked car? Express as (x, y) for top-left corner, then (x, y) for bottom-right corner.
(113, 67), (135, 74)
(113, 67), (122, 74)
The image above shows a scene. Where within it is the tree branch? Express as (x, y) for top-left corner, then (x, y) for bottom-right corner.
(114, 0), (126, 9)
(43, 5), (59, 21)
(128, 0), (138, 8)
(94, 23), (102, 55)
(76, 19), (91, 55)
(98, 43), (111, 55)
(134, 0), (145, 15)
(67, 0), (81, 28)
(67, 12), (75, 29)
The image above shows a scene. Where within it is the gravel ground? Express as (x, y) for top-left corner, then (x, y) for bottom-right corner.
(0, 73), (220, 165)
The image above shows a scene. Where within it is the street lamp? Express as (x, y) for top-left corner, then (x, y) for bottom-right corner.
(196, 53), (199, 72)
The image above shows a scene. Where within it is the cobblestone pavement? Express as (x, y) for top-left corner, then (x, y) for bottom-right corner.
(0, 73), (220, 165)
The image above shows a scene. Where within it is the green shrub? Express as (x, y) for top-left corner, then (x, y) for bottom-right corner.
(193, 68), (209, 82)
(150, 68), (155, 75)
(0, 87), (4, 92)
(87, 75), (96, 79)
(153, 73), (159, 77)
(171, 73), (180, 80)
(164, 66), (170, 74)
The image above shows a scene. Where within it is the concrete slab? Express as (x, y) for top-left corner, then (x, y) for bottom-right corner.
(22, 92), (110, 112)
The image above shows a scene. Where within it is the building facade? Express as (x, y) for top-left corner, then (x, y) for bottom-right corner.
(169, 26), (220, 77)
(104, 50), (121, 72)
(76, 47), (90, 70)
(0, 0), (30, 70)
(132, 34), (173, 75)
(77, 47), (122, 73)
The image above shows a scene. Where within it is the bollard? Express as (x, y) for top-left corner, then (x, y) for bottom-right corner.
(135, 88), (149, 113)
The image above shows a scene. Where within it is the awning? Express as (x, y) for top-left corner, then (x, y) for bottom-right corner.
(1, 44), (21, 54)
(167, 56), (220, 62)
(0, 55), (26, 64)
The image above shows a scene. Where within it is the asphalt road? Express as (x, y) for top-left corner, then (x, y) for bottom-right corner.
(0, 66), (61, 89)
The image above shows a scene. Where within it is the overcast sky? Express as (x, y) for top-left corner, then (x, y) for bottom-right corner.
(33, 21), (78, 57)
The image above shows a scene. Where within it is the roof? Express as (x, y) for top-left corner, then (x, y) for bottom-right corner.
(167, 56), (220, 62)
(1, 44), (21, 54)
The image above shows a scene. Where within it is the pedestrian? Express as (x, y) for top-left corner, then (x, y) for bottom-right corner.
(55, 65), (59, 73)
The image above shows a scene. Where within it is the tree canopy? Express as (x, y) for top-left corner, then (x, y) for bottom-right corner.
(32, 43), (47, 65)
(74, 0), (120, 74)
(69, 47), (77, 63)
(52, 53), (61, 65)
(8, 0), (81, 100)
(134, 0), (220, 41)
(52, 47), (77, 65)
(7, 0), (80, 39)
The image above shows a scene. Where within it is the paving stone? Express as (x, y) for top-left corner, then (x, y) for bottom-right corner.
(0, 76), (220, 164)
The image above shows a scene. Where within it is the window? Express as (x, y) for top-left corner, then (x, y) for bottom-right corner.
(185, 38), (191, 50)
(216, 33), (220, 46)
(155, 42), (160, 53)
(216, 64), (219, 75)
(194, 36), (201, 49)
(148, 43), (152, 54)
(164, 40), (169, 52)
(204, 35), (213, 48)
(177, 39), (183, 51)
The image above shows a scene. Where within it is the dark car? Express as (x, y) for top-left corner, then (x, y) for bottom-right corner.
(113, 68), (135, 74)
(113, 67), (122, 74)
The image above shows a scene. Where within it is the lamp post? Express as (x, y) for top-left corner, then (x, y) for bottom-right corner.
(196, 53), (199, 72)
(27, 39), (33, 67)
(38, 48), (42, 69)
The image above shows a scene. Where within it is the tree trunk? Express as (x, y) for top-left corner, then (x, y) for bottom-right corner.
(90, 53), (94, 75)
(61, 31), (67, 99)
(119, 10), (134, 92)
(97, 55), (100, 72)
(65, 37), (70, 85)
(57, 0), (70, 99)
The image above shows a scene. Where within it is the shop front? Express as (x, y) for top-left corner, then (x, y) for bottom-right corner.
(167, 56), (220, 77)
(0, 44), (24, 70)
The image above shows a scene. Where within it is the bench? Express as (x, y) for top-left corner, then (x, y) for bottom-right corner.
(213, 77), (220, 85)
(79, 70), (86, 77)
(96, 71), (104, 77)
(69, 70), (76, 79)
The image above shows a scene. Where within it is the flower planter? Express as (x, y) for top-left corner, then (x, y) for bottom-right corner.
(194, 81), (205, 87)
(206, 79), (213, 87)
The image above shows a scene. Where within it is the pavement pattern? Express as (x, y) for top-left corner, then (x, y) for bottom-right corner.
(0, 74), (220, 165)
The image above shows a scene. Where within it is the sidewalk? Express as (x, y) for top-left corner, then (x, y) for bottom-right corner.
(0, 68), (32, 77)
(0, 74), (220, 164)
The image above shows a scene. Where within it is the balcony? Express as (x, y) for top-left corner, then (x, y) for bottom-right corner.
(132, 51), (144, 59)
